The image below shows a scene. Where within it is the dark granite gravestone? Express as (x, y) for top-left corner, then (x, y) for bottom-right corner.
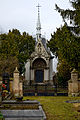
(0, 93), (2, 103)
(2, 73), (10, 92)
(0, 85), (2, 103)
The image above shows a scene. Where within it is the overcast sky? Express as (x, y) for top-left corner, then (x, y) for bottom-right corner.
(0, 0), (72, 39)
(0, 0), (72, 72)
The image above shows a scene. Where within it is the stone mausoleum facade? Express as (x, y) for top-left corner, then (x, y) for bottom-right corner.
(25, 4), (53, 85)
(25, 38), (53, 85)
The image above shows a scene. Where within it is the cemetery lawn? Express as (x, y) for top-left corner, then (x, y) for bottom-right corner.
(23, 96), (80, 120)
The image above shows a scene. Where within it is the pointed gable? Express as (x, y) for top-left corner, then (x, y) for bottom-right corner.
(31, 39), (50, 58)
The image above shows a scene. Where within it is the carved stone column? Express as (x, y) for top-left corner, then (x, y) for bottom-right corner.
(13, 67), (19, 97)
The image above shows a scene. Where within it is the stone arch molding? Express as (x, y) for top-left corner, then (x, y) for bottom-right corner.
(32, 58), (47, 69)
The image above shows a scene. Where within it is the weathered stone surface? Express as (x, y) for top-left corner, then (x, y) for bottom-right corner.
(68, 69), (80, 96)
(2, 100), (39, 104)
(1, 100), (46, 120)
(71, 69), (78, 82)
(5, 118), (41, 120)
(13, 67), (20, 97)
(25, 38), (54, 86)
(68, 82), (78, 93)
(19, 82), (23, 97)
(13, 67), (23, 97)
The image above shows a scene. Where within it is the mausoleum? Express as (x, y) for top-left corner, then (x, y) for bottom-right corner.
(25, 4), (54, 85)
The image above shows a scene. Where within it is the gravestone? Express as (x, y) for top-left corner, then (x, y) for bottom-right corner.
(1, 100), (46, 120)
(0, 85), (2, 103)
(2, 73), (10, 92)
(68, 69), (80, 96)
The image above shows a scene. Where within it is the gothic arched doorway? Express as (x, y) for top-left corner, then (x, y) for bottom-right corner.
(35, 70), (43, 83)
(32, 58), (46, 83)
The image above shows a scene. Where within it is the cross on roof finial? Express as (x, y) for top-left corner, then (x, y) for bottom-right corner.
(36, 3), (41, 13)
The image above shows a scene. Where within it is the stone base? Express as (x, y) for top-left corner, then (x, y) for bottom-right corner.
(68, 92), (80, 97)
(1, 100), (46, 120)
(68, 81), (79, 96)
(24, 80), (53, 86)
(13, 91), (19, 97)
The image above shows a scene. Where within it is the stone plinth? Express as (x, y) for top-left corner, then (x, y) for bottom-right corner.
(68, 81), (78, 95)
(68, 69), (79, 96)
(1, 100), (46, 120)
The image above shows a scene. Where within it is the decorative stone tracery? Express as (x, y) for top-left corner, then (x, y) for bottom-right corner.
(29, 39), (51, 84)
(32, 58), (47, 69)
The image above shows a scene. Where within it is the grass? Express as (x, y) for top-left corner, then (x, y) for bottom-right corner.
(23, 96), (80, 120)
(0, 112), (4, 119)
